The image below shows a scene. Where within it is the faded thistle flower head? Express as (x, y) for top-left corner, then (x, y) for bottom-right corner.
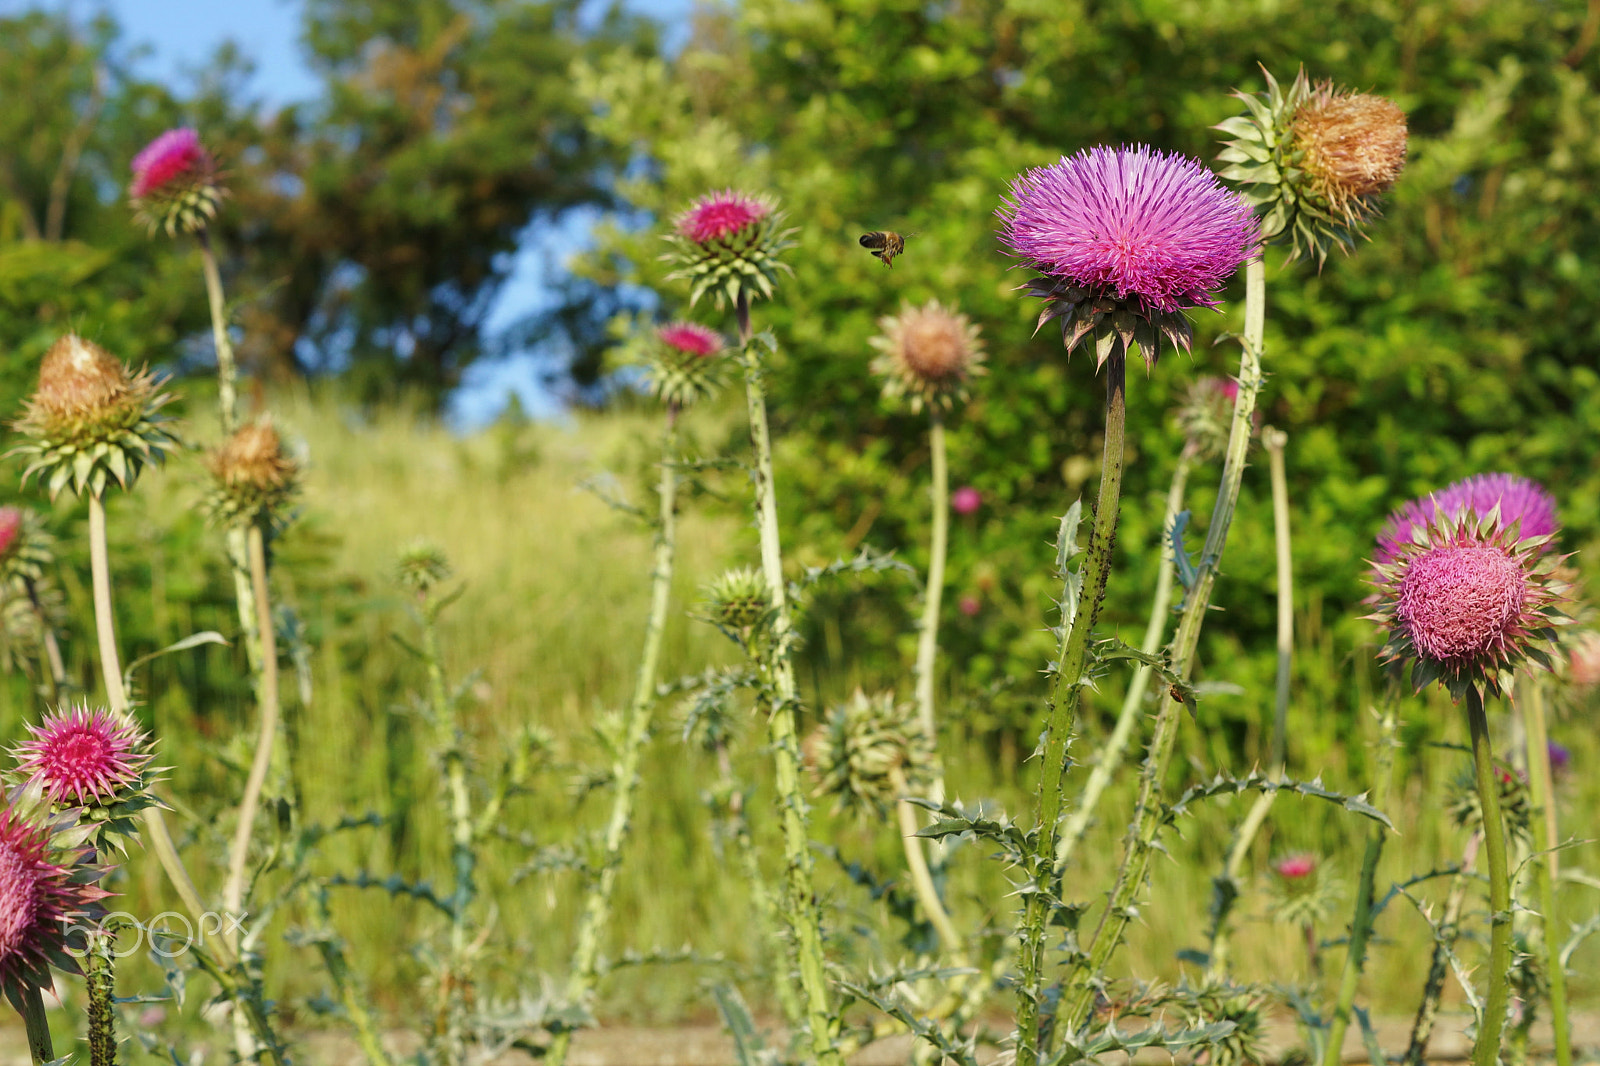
(129, 127), (225, 237)
(1369, 506), (1566, 699)
(806, 689), (933, 818)
(203, 420), (300, 528)
(1217, 68), (1407, 265)
(14, 704), (155, 808)
(1377, 473), (1559, 566)
(1177, 376), (1241, 461)
(396, 541), (452, 596)
(870, 300), (986, 412)
(998, 144), (1256, 370)
(644, 322), (728, 409)
(0, 797), (110, 1009)
(10, 334), (177, 500)
(662, 190), (796, 310)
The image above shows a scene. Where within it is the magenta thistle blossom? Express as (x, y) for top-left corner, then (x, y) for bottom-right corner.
(675, 190), (771, 245)
(0, 508), (19, 561)
(951, 486), (982, 515)
(0, 805), (108, 1008)
(1368, 507), (1566, 699)
(1273, 854), (1316, 880)
(128, 128), (223, 236)
(14, 705), (153, 806)
(130, 129), (205, 199)
(1377, 473), (1558, 565)
(657, 322), (724, 358)
(999, 145), (1256, 369)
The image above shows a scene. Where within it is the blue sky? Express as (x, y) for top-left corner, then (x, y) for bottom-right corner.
(4, 0), (691, 423)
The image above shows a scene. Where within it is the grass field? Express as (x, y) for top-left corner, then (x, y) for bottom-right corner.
(2, 387), (1596, 1040)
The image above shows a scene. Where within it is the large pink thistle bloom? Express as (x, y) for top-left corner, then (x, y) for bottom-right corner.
(1377, 473), (1558, 565)
(675, 190), (772, 245)
(999, 145), (1257, 315)
(0, 807), (108, 1006)
(130, 128), (208, 199)
(14, 705), (152, 806)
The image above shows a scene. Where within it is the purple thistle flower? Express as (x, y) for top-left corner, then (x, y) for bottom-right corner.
(1377, 473), (1558, 565)
(14, 705), (153, 806)
(130, 129), (207, 200)
(657, 322), (724, 358)
(951, 486), (982, 515)
(0, 805), (108, 1008)
(675, 190), (772, 246)
(1547, 739), (1571, 777)
(999, 147), (1256, 369)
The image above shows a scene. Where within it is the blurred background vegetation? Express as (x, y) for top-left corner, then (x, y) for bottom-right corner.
(2, 0), (1599, 1033)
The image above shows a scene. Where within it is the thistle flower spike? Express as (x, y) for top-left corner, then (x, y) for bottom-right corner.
(129, 127), (226, 237)
(661, 189), (796, 311)
(998, 144), (1256, 370)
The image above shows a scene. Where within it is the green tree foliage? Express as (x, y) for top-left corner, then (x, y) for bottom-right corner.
(572, 0), (1600, 747)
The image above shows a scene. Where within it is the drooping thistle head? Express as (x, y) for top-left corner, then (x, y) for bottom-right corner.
(0, 794), (111, 1010)
(644, 322), (729, 409)
(10, 334), (177, 499)
(1217, 68), (1407, 265)
(203, 419), (300, 528)
(998, 144), (1256, 370)
(396, 541), (453, 597)
(1262, 852), (1340, 929)
(806, 688), (933, 818)
(1368, 503), (1566, 700)
(1176, 375), (1241, 461)
(129, 127), (225, 237)
(700, 567), (772, 639)
(1376, 472), (1559, 566)
(662, 189), (796, 310)
(870, 299), (987, 413)
(1445, 761), (1532, 846)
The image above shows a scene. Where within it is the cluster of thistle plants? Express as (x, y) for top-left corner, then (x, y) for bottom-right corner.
(0, 61), (1593, 1066)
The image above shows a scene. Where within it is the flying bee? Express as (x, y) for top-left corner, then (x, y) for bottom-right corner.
(859, 230), (914, 268)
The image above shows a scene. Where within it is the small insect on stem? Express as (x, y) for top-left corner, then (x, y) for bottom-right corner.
(860, 231), (913, 268)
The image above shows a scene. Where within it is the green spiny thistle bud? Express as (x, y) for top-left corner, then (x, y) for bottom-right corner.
(1445, 762), (1531, 846)
(1262, 852), (1341, 929)
(661, 190), (796, 310)
(870, 299), (986, 413)
(701, 567), (772, 633)
(203, 419), (300, 528)
(806, 688), (933, 818)
(10, 334), (177, 499)
(396, 541), (453, 595)
(1177, 980), (1268, 1066)
(1176, 376), (1242, 462)
(1216, 68), (1408, 265)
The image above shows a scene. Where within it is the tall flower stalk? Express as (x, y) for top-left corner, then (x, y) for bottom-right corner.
(549, 319), (721, 1066)
(997, 145), (1256, 1062)
(1520, 676), (1571, 1066)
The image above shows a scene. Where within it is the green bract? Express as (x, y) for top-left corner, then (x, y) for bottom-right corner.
(807, 688), (933, 818)
(661, 196), (795, 310)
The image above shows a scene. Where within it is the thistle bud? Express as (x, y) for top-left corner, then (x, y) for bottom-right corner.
(396, 541), (453, 596)
(1446, 762), (1531, 845)
(1176, 376), (1240, 461)
(11, 334), (176, 499)
(1217, 68), (1408, 264)
(0, 508), (54, 591)
(661, 190), (796, 310)
(129, 127), (225, 237)
(644, 322), (729, 408)
(701, 567), (772, 634)
(1263, 851), (1341, 929)
(203, 420), (300, 527)
(870, 300), (986, 412)
(806, 688), (933, 818)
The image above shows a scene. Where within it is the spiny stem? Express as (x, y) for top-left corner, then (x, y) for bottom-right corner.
(1018, 353), (1127, 1065)
(87, 932), (116, 1066)
(1322, 704), (1399, 1066)
(1404, 834), (1479, 1066)
(19, 985), (53, 1065)
(1060, 252), (1267, 1035)
(1467, 686), (1512, 1066)
(1520, 676), (1571, 1066)
(198, 230), (239, 436)
(1056, 445), (1193, 872)
(738, 291), (842, 1066)
(550, 411), (680, 1066)
(224, 523), (281, 952)
(308, 886), (396, 1066)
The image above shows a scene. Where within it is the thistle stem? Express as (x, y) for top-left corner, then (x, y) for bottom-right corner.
(1061, 252), (1266, 1035)
(915, 409), (949, 754)
(737, 293), (842, 1066)
(87, 933), (116, 1066)
(892, 768), (963, 957)
(1017, 353), (1127, 1065)
(198, 230), (239, 436)
(1322, 704), (1399, 1066)
(19, 985), (53, 1065)
(1056, 445), (1193, 872)
(308, 886), (396, 1066)
(549, 411), (680, 1066)
(23, 577), (67, 699)
(224, 523), (280, 951)
(1465, 686), (1513, 1066)
(1206, 425), (1293, 978)
(87, 493), (231, 965)
(1521, 677), (1571, 1066)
